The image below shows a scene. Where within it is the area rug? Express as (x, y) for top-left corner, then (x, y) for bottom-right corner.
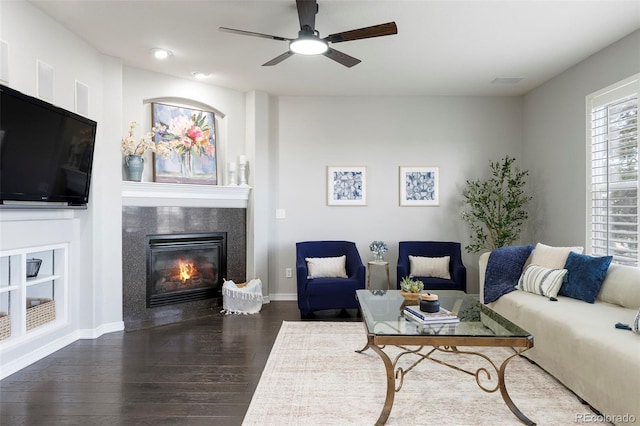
(243, 321), (608, 425)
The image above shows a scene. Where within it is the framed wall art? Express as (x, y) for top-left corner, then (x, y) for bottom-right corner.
(152, 102), (217, 185)
(327, 166), (367, 206)
(399, 166), (439, 206)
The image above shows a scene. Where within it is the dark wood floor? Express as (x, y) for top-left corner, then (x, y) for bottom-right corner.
(0, 302), (361, 426)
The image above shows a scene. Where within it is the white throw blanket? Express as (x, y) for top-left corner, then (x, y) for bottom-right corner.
(221, 278), (264, 314)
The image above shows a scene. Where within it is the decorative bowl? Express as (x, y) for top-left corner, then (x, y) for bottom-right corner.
(400, 291), (421, 301)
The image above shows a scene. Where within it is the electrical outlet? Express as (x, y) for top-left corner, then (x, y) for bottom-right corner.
(285, 268), (292, 278)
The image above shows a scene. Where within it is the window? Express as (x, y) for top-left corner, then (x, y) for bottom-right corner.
(587, 74), (639, 266)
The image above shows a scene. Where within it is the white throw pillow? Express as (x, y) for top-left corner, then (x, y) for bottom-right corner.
(409, 255), (451, 279)
(530, 242), (584, 269)
(517, 264), (567, 297)
(305, 256), (348, 279)
(596, 263), (640, 309)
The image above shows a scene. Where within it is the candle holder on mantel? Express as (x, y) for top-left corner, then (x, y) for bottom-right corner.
(227, 161), (238, 186)
(238, 162), (248, 186)
(238, 155), (249, 187)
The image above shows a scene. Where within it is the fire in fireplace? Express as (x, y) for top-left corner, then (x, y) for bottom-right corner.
(146, 232), (226, 308)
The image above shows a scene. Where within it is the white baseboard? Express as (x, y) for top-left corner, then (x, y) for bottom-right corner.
(77, 321), (125, 339)
(268, 293), (297, 301)
(0, 321), (125, 380)
(0, 332), (78, 380)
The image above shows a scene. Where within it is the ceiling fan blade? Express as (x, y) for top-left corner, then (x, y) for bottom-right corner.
(323, 48), (361, 68)
(296, 0), (318, 31)
(219, 27), (290, 42)
(324, 22), (397, 43)
(263, 51), (295, 66)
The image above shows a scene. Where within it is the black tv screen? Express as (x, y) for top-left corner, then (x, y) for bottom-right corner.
(0, 84), (97, 206)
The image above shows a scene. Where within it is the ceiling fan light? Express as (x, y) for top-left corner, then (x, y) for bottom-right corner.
(289, 38), (328, 55)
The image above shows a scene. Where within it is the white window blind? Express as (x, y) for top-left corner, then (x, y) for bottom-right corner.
(587, 75), (639, 266)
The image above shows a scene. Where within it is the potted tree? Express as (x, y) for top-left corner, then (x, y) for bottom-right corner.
(461, 156), (531, 253)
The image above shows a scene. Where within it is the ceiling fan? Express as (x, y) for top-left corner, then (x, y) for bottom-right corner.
(219, 0), (397, 68)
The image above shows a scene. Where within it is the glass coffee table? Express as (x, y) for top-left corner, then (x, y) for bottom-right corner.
(356, 289), (535, 426)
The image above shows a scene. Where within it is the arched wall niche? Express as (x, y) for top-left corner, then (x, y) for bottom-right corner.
(141, 97), (229, 185)
(143, 97), (226, 118)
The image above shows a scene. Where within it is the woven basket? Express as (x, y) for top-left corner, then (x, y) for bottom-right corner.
(0, 312), (10, 340)
(26, 298), (55, 331)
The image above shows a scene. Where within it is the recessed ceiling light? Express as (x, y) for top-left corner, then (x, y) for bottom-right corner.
(191, 71), (210, 79)
(151, 48), (172, 59)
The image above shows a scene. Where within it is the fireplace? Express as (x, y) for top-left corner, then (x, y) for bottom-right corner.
(146, 232), (226, 308)
(123, 205), (246, 330)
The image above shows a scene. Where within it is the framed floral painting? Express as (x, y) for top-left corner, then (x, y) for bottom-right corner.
(327, 166), (367, 206)
(151, 102), (217, 185)
(399, 166), (439, 206)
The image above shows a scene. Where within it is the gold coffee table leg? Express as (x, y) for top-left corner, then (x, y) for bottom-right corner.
(430, 346), (536, 426)
(369, 345), (395, 425)
(363, 344), (535, 426)
(498, 352), (536, 426)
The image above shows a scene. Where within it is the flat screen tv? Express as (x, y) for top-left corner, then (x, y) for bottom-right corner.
(0, 84), (97, 207)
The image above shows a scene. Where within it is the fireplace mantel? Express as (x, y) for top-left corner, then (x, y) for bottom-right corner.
(122, 182), (251, 208)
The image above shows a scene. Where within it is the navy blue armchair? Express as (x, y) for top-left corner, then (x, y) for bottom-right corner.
(397, 241), (467, 292)
(296, 241), (366, 318)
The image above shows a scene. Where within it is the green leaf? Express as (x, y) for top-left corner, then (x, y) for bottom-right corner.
(461, 156), (531, 253)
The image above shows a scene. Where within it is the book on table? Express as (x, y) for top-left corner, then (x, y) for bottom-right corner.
(403, 305), (460, 324)
(404, 309), (460, 325)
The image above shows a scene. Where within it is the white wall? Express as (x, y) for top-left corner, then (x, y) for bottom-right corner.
(272, 96), (523, 296)
(245, 91), (274, 297)
(121, 66), (247, 181)
(0, 1), (123, 373)
(522, 30), (640, 247)
(89, 56), (124, 330)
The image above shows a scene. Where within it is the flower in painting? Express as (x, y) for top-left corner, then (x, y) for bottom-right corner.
(168, 115), (192, 138)
(156, 112), (215, 157)
(187, 126), (204, 142)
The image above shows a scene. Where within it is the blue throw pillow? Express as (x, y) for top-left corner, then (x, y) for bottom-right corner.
(484, 245), (535, 304)
(559, 252), (612, 303)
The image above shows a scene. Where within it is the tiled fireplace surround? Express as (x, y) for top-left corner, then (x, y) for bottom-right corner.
(122, 182), (250, 330)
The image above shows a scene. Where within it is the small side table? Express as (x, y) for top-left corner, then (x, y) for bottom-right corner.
(367, 261), (391, 290)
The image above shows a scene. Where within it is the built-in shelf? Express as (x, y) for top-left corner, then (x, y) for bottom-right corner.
(0, 244), (68, 344)
(122, 181), (251, 208)
(26, 274), (62, 287)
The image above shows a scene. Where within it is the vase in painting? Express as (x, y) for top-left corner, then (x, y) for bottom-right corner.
(181, 151), (194, 177)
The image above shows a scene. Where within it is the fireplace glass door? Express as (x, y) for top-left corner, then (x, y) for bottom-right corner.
(146, 232), (226, 308)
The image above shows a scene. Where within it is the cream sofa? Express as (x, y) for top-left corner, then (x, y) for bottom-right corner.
(479, 252), (640, 423)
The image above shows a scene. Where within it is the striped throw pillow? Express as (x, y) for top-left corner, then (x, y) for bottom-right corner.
(517, 264), (567, 297)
